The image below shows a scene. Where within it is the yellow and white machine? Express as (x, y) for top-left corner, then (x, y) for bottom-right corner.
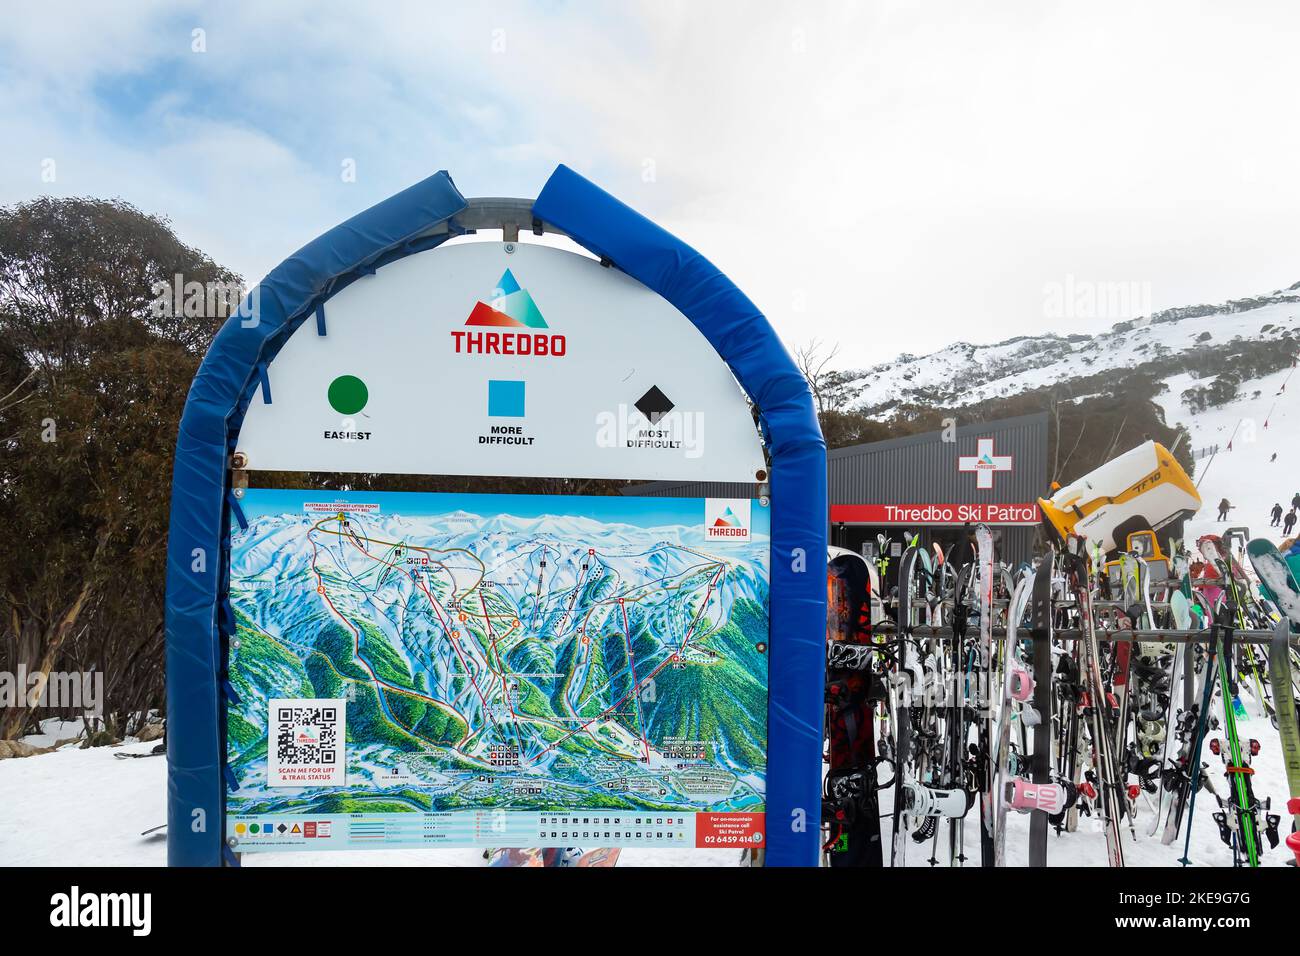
(1102, 529), (1173, 592)
(1039, 440), (1200, 558)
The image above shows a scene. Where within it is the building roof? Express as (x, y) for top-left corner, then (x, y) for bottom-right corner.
(624, 412), (1050, 509)
(828, 411), (1048, 506)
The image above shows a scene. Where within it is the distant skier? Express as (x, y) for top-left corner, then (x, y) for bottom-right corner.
(1270, 452), (1278, 463)
(1292, 492), (1300, 511)
(1286, 509), (1298, 536)
(1272, 503), (1285, 527)
(1217, 498), (1232, 521)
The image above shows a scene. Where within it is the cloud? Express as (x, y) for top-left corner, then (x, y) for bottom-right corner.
(4, 0), (1300, 367)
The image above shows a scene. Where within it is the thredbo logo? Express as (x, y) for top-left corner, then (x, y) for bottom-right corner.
(705, 498), (751, 540)
(450, 269), (566, 357)
(49, 886), (151, 936)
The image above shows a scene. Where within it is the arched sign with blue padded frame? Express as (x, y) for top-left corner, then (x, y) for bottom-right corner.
(164, 165), (826, 867)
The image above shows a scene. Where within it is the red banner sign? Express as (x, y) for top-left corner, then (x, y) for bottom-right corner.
(694, 812), (765, 848)
(830, 503), (1042, 525)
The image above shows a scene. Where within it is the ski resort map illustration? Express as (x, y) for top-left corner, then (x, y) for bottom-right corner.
(225, 488), (770, 852)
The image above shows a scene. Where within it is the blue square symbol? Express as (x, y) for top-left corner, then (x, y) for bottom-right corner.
(488, 379), (525, 417)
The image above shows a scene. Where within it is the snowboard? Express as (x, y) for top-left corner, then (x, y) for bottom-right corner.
(1249, 538), (1300, 624)
(824, 552), (883, 867)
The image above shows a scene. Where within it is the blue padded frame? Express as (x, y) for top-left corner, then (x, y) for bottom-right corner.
(535, 167), (827, 865)
(165, 165), (826, 867)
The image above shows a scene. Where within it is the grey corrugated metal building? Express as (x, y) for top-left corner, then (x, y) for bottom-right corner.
(626, 412), (1048, 566)
(826, 412), (1048, 565)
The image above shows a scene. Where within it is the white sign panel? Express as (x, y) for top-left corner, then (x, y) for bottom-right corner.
(236, 241), (766, 481)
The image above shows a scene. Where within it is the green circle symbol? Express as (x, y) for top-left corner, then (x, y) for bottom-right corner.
(328, 375), (368, 415)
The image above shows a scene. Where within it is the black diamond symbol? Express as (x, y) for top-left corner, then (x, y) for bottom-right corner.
(635, 386), (675, 424)
(277, 824), (288, 833)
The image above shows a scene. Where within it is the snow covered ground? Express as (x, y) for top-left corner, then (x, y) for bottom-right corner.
(878, 673), (1295, 868)
(3, 689), (1291, 868)
(0, 721), (740, 867)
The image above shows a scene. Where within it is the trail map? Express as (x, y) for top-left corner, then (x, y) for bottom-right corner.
(225, 489), (769, 851)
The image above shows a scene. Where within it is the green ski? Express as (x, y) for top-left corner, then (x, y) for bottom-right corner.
(1246, 538), (1300, 865)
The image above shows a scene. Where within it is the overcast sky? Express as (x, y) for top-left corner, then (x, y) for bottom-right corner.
(3, 1), (1299, 368)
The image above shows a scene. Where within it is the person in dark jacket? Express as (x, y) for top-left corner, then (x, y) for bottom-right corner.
(1286, 508), (1298, 536)
(1272, 502), (1285, 527)
(1217, 498), (1232, 521)
(1292, 492), (1300, 511)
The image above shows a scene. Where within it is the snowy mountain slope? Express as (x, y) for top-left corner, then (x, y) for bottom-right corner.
(846, 285), (1300, 415)
(1155, 363), (1300, 546)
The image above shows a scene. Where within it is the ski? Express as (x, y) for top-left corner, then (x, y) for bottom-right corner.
(975, 523), (995, 867)
(1179, 629), (1221, 866)
(1246, 537), (1300, 864)
(1149, 587), (1189, 837)
(1028, 545), (1055, 867)
(889, 544), (921, 867)
(1064, 539), (1125, 866)
(993, 569), (1033, 866)
(1206, 547), (1264, 866)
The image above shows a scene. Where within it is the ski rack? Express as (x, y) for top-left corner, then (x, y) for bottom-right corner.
(879, 596), (1295, 645)
(872, 623), (1291, 645)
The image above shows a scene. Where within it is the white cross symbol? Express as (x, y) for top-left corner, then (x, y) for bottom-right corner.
(958, 437), (1013, 489)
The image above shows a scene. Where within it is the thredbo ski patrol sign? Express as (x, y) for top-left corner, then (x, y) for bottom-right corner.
(829, 503), (1041, 525)
(163, 166), (827, 868)
(235, 241), (765, 482)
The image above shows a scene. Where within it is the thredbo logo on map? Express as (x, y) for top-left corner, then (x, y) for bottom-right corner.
(450, 269), (566, 357)
(705, 498), (751, 541)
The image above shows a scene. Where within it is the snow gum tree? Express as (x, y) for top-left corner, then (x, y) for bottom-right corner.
(0, 198), (240, 739)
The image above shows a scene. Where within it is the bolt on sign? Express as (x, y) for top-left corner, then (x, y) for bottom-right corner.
(163, 166), (827, 867)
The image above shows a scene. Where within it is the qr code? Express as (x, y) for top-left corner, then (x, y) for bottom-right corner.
(267, 698), (346, 786)
(276, 705), (339, 765)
